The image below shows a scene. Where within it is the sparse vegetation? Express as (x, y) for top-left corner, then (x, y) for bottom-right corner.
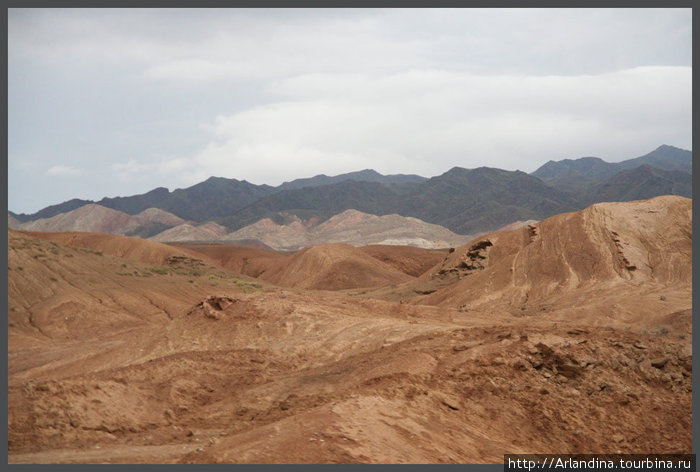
(232, 279), (263, 293)
(149, 266), (170, 275)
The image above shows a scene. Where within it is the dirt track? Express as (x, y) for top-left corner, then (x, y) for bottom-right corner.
(7, 196), (692, 463)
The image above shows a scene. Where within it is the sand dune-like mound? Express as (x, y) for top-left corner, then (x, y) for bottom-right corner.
(410, 196), (691, 324)
(262, 243), (413, 290)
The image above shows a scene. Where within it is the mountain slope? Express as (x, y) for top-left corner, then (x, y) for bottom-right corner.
(216, 180), (402, 231)
(17, 204), (186, 237)
(584, 165), (691, 206)
(11, 198), (94, 223)
(150, 222), (230, 243)
(97, 177), (277, 221)
(531, 145), (692, 194)
(394, 167), (579, 234)
(618, 144), (692, 173)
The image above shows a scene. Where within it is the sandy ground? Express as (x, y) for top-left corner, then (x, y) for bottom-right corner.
(7, 196), (692, 463)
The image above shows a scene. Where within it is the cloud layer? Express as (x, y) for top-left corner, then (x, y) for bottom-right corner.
(8, 8), (692, 213)
(112, 66), (692, 186)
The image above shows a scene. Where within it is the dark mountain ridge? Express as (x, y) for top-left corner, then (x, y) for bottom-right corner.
(532, 145), (691, 193)
(13, 145), (691, 237)
(278, 169), (426, 191)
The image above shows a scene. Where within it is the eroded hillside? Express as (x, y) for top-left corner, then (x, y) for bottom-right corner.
(7, 196), (692, 464)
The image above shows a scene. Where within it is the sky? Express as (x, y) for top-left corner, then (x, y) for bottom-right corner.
(8, 8), (692, 214)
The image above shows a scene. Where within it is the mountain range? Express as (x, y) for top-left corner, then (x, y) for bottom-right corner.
(10, 145), (691, 245)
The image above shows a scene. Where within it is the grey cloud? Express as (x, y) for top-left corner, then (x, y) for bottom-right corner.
(8, 8), (692, 214)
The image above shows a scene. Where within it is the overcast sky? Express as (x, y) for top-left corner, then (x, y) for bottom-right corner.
(8, 8), (692, 214)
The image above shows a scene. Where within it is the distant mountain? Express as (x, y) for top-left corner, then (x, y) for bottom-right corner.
(617, 145), (692, 173)
(17, 204), (186, 237)
(11, 198), (94, 223)
(150, 222), (230, 243)
(227, 209), (474, 250)
(212, 166), (578, 235)
(216, 180), (402, 231)
(11, 145), (692, 240)
(583, 165), (691, 206)
(531, 157), (620, 193)
(8, 214), (21, 229)
(532, 145), (692, 194)
(151, 209), (471, 250)
(278, 169), (426, 191)
(392, 166), (579, 234)
(96, 177), (277, 221)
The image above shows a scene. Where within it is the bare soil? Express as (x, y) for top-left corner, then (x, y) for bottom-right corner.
(7, 196), (692, 464)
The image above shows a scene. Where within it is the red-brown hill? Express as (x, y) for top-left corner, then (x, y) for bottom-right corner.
(262, 243), (413, 290)
(406, 195), (691, 329)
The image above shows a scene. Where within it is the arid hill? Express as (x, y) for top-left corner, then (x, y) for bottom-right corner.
(17, 230), (220, 267)
(7, 196), (692, 464)
(386, 195), (691, 332)
(261, 244), (414, 290)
